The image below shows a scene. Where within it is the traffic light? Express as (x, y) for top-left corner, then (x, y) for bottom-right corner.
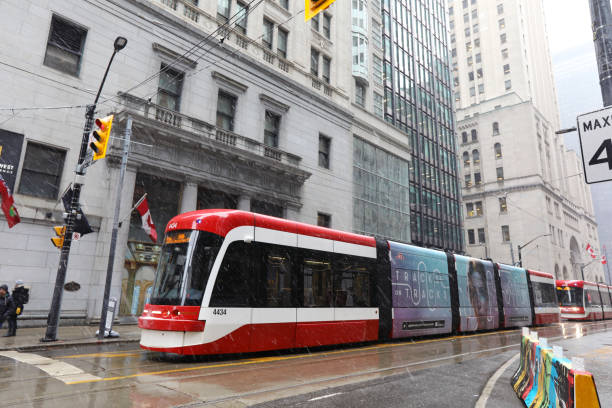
(305, 0), (336, 21)
(51, 225), (66, 249)
(89, 114), (114, 160)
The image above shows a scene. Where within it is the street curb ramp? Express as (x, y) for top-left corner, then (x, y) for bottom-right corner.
(510, 328), (601, 408)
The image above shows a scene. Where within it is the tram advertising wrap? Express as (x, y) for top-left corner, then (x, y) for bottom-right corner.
(498, 264), (532, 327)
(454, 255), (499, 331)
(389, 242), (452, 337)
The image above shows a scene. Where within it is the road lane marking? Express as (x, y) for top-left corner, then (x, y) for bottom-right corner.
(308, 392), (343, 402)
(0, 351), (101, 384)
(474, 352), (520, 408)
(59, 351), (142, 359)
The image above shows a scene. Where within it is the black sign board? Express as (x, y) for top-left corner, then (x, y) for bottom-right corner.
(0, 129), (24, 192)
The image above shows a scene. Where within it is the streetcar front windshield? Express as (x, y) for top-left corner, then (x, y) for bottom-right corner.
(150, 230), (223, 306)
(557, 286), (583, 307)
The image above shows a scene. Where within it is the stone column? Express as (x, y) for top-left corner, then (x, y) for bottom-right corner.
(237, 195), (251, 211)
(180, 181), (198, 213)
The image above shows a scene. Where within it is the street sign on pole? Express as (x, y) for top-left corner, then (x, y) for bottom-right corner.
(577, 106), (612, 184)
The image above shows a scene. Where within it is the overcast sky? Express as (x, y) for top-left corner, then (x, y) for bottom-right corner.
(543, 0), (594, 56)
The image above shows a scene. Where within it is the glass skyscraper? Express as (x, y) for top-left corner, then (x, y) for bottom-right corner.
(381, 0), (461, 251)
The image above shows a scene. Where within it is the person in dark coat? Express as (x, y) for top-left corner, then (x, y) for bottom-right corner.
(0, 284), (16, 336)
(10, 280), (28, 336)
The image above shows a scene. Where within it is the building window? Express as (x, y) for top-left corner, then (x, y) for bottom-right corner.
(355, 81), (366, 106)
(496, 167), (504, 181)
(217, 0), (231, 22)
(475, 53), (482, 63)
(465, 174), (472, 187)
(374, 92), (383, 117)
(472, 149), (480, 164)
(463, 13), (469, 23)
(471, 129), (478, 141)
(468, 229), (475, 245)
(478, 228), (486, 243)
(500, 33), (507, 44)
(475, 201), (483, 216)
(470, 86), (476, 96)
(451, 34), (456, 43)
(280, 0), (289, 9)
(468, 72), (475, 81)
(311, 48), (320, 76)
(264, 111), (280, 148)
(373, 55), (383, 86)
(216, 91), (237, 131)
(44, 15), (87, 76)
(462, 131), (468, 144)
(477, 68), (483, 79)
(473, 23), (479, 34)
(317, 212), (331, 228)
(474, 172), (481, 185)
(463, 151), (470, 166)
(505, 79), (512, 90)
(546, 196), (552, 213)
(503, 64), (510, 74)
(312, 14), (320, 31)
(554, 202), (560, 218)
(322, 56), (331, 83)
(493, 121), (500, 135)
(319, 134), (331, 169)
(18, 142), (66, 199)
(472, 9), (478, 19)
(494, 142), (502, 158)
(498, 18), (505, 29)
(277, 28), (288, 58)
(452, 48), (457, 57)
(235, 2), (248, 35)
(323, 13), (331, 39)
(550, 225), (556, 244)
(466, 202), (474, 217)
(465, 27), (471, 37)
(449, 6), (454, 15)
(497, 4), (504, 14)
(478, 84), (484, 94)
(462, 0), (468, 8)
(501, 225), (510, 242)
(474, 38), (480, 47)
(502, 48), (509, 59)
(157, 64), (184, 111)
(499, 197), (507, 213)
(263, 18), (274, 49)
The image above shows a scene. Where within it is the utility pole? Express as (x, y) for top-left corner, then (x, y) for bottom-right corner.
(589, 0), (612, 106)
(98, 116), (132, 339)
(517, 233), (551, 268)
(43, 37), (127, 342)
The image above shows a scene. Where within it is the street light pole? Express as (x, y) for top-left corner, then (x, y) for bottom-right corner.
(43, 37), (127, 342)
(517, 233), (551, 267)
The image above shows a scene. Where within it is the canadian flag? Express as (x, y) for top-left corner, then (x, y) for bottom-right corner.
(136, 196), (157, 243)
(586, 243), (597, 259)
(602, 255), (607, 265)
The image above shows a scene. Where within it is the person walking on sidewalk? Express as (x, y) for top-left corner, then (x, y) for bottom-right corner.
(0, 285), (16, 336)
(10, 280), (29, 336)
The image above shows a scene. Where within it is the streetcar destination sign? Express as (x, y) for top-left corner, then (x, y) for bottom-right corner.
(577, 106), (612, 184)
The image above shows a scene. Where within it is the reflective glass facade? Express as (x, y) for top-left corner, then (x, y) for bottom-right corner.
(381, 0), (462, 251)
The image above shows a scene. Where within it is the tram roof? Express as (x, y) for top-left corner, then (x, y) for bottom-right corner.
(555, 280), (599, 288)
(165, 209), (376, 247)
(527, 269), (554, 279)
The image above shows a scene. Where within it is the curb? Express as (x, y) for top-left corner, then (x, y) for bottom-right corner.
(0, 337), (140, 352)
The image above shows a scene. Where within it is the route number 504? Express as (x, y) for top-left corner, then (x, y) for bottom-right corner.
(588, 139), (612, 169)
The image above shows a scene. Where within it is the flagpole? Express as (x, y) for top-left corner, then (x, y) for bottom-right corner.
(117, 193), (147, 227)
(605, 246), (611, 284)
(97, 116), (131, 339)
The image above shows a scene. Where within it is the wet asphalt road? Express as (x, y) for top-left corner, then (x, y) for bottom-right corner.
(0, 321), (610, 407)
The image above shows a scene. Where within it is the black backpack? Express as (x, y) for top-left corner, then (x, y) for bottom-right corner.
(13, 286), (29, 307)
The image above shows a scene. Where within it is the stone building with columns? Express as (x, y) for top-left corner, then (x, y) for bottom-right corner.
(0, 0), (418, 320)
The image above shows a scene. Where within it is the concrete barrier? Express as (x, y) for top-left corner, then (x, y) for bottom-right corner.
(511, 328), (601, 408)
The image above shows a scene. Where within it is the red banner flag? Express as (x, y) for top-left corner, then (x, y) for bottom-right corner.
(136, 195), (157, 243)
(0, 174), (20, 228)
(586, 243), (597, 259)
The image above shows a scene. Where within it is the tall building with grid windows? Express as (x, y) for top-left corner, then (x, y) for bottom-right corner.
(362, 0), (462, 251)
(449, 0), (605, 281)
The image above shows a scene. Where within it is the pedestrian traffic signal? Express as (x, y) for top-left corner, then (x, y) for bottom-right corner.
(51, 225), (66, 249)
(89, 114), (114, 160)
(305, 0), (336, 21)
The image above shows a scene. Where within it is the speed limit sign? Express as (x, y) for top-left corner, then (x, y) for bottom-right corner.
(577, 107), (612, 184)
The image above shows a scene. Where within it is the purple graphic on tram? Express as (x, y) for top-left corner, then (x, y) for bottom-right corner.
(498, 264), (532, 327)
(389, 241), (452, 338)
(454, 254), (499, 332)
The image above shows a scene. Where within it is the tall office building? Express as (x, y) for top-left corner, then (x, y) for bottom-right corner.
(449, 0), (605, 280)
(373, 0), (462, 251)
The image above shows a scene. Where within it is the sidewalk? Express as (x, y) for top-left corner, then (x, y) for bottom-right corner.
(0, 324), (141, 351)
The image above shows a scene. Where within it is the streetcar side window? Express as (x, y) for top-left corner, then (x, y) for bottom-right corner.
(185, 232), (223, 306)
(258, 244), (295, 307)
(210, 242), (253, 307)
(333, 254), (373, 307)
(532, 282), (557, 308)
(301, 249), (333, 307)
(587, 288), (602, 307)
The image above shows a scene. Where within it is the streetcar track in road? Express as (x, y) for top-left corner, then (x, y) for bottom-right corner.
(64, 321), (610, 386)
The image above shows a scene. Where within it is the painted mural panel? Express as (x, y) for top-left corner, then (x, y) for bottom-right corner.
(389, 242), (452, 337)
(498, 264), (532, 327)
(455, 254), (498, 331)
